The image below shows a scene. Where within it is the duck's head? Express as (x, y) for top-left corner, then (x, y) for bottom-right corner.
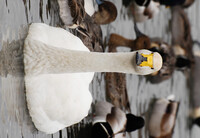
(135, 50), (163, 75)
(126, 114), (145, 132)
(93, 0), (117, 24)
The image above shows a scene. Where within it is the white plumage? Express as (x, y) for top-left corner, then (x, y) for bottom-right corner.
(24, 23), (94, 134)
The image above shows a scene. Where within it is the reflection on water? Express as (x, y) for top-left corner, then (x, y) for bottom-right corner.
(0, 0), (200, 138)
(0, 40), (24, 77)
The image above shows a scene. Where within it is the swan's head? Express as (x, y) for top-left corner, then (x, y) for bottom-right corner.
(134, 50), (162, 75)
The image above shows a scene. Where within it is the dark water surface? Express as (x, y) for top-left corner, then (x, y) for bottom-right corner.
(0, 0), (200, 138)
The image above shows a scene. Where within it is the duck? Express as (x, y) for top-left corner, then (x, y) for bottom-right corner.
(148, 95), (179, 138)
(92, 101), (145, 138)
(156, 0), (195, 8)
(108, 22), (151, 51)
(129, 0), (160, 22)
(105, 71), (131, 112)
(24, 23), (162, 134)
(58, 0), (117, 34)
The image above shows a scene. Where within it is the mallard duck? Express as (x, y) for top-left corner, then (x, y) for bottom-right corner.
(58, 0), (90, 36)
(108, 22), (151, 51)
(58, 0), (117, 32)
(129, 0), (160, 22)
(148, 96), (179, 138)
(24, 23), (162, 134)
(92, 101), (145, 138)
(156, 0), (195, 8)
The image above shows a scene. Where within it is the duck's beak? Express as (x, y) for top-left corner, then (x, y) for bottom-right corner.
(76, 26), (90, 37)
(136, 52), (154, 68)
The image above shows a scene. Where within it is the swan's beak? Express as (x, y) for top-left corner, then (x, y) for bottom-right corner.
(136, 52), (153, 68)
(135, 50), (162, 75)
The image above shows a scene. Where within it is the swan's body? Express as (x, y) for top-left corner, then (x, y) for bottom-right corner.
(24, 23), (93, 134)
(24, 23), (162, 134)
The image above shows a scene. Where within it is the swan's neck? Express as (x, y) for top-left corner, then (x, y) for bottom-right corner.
(24, 41), (138, 75)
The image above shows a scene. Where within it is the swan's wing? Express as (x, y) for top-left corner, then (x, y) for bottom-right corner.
(27, 23), (90, 51)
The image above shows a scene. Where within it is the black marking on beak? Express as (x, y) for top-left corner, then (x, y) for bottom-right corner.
(136, 52), (147, 66)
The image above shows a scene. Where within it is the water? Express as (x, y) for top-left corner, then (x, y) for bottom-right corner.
(0, 0), (200, 138)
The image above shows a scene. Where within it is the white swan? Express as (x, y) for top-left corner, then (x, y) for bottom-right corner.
(24, 23), (162, 134)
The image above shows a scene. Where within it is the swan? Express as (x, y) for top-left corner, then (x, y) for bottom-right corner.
(24, 23), (162, 134)
(92, 101), (144, 138)
(148, 95), (179, 138)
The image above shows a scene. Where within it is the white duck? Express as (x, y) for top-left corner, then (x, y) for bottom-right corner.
(92, 101), (145, 138)
(24, 23), (162, 134)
